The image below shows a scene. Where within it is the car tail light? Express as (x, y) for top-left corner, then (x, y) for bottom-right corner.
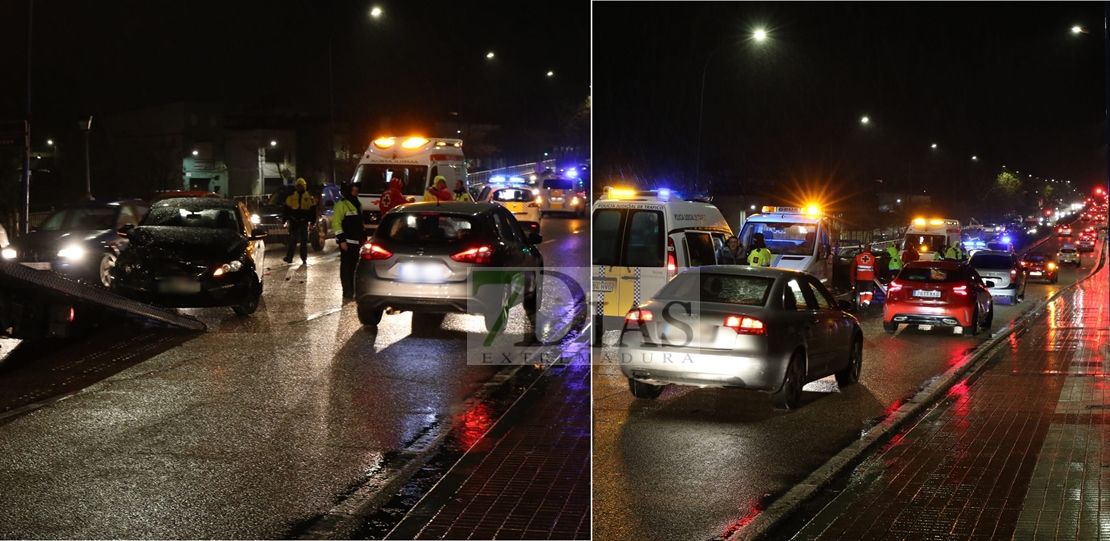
(952, 285), (968, 296)
(451, 246), (492, 264)
(888, 281), (903, 294)
(1010, 268), (1017, 279)
(1020, 261), (1027, 267)
(1047, 262), (1056, 270)
(359, 243), (393, 260)
(724, 315), (766, 335)
(666, 237), (677, 279)
(625, 308), (653, 323)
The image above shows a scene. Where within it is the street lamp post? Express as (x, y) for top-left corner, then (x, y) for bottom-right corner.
(79, 116), (92, 200)
(694, 30), (767, 191)
(328, 7), (382, 185)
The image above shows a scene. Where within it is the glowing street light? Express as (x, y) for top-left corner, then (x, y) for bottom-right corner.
(860, 116), (869, 124)
(1072, 26), (1088, 34)
(486, 52), (495, 59)
(370, 7), (382, 18)
(931, 143), (938, 149)
(695, 29), (770, 188)
(972, 155), (978, 161)
(547, 71), (554, 77)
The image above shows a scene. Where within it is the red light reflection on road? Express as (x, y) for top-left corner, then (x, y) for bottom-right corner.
(948, 380), (972, 427)
(456, 401), (494, 450)
(719, 503), (763, 539)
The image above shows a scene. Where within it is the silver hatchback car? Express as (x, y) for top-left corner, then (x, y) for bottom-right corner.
(618, 266), (863, 410)
(354, 202), (544, 330)
(967, 250), (1026, 304)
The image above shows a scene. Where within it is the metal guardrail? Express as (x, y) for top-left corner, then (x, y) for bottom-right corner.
(468, 160), (557, 185)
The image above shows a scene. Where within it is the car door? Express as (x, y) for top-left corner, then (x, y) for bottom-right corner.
(806, 276), (854, 375)
(784, 277), (825, 375)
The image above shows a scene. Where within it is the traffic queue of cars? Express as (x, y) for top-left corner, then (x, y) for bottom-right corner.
(605, 191), (1104, 409)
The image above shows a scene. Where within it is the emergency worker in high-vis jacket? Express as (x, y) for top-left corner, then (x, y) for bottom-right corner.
(850, 249), (877, 307)
(332, 182), (365, 299)
(282, 178), (317, 264)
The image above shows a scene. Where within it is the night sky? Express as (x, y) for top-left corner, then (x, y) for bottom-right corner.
(0, 0), (589, 142)
(593, 2), (1107, 214)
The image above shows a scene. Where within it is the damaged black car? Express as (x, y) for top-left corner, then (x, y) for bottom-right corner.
(110, 198), (267, 315)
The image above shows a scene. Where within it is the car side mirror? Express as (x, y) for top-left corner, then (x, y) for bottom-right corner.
(250, 231), (268, 241)
(117, 223), (135, 237)
(528, 232), (543, 244)
(984, 280), (996, 288)
(837, 299), (854, 312)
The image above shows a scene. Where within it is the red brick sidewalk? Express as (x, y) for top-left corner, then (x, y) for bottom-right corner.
(790, 263), (1109, 540)
(386, 359), (590, 540)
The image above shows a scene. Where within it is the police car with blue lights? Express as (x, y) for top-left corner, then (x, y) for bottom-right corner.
(474, 176), (542, 236)
(592, 187), (732, 334)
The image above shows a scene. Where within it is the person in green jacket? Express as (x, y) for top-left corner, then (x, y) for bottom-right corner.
(887, 244), (903, 280)
(747, 233), (772, 267)
(332, 182), (365, 300)
(945, 243), (960, 261)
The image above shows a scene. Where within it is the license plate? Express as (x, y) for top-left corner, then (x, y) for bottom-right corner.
(21, 262), (51, 270)
(919, 325), (933, 331)
(593, 280), (614, 292)
(912, 289), (941, 298)
(1030, 271), (1042, 276)
(398, 262), (449, 282)
(157, 278), (201, 293)
(551, 203), (563, 209)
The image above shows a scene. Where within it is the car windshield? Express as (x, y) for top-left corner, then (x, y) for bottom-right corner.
(1023, 254), (1046, 263)
(899, 266), (965, 283)
(1060, 248), (1077, 254)
(905, 234), (948, 253)
(143, 205), (242, 230)
(351, 164), (428, 196)
(542, 178), (575, 190)
(740, 222), (818, 256)
(655, 272), (774, 306)
(493, 188), (536, 203)
(969, 254), (1012, 270)
(380, 213), (477, 244)
(38, 207), (118, 231)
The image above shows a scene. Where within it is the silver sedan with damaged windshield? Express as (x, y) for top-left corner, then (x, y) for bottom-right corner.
(618, 266), (863, 410)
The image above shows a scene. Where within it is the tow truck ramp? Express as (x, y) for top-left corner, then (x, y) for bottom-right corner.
(0, 259), (206, 339)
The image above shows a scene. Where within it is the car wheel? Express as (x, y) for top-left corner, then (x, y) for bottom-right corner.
(883, 320), (897, 333)
(483, 285), (509, 333)
(628, 378), (664, 399)
(310, 225), (324, 251)
(983, 306), (994, 329)
(771, 350), (806, 410)
(357, 303), (383, 326)
(835, 338), (863, 387)
(962, 308), (980, 336)
(1052, 275), (1058, 284)
(98, 252), (116, 288)
(233, 278), (262, 316)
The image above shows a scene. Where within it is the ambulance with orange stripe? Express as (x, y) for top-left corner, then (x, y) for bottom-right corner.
(903, 217), (962, 261)
(591, 187), (732, 334)
(349, 136), (467, 233)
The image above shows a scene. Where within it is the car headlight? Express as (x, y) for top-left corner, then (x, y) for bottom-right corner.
(57, 245), (85, 260)
(250, 213), (261, 224)
(1, 248), (16, 260)
(212, 260), (243, 277)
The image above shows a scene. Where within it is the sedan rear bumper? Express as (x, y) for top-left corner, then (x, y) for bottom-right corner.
(616, 345), (790, 392)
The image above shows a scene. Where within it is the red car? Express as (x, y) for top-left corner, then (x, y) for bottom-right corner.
(883, 260), (995, 335)
(1020, 251), (1058, 284)
(1057, 224), (1073, 236)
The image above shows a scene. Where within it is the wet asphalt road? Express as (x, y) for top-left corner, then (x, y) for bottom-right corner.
(0, 215), (587, 539)
(591, 233), (1098, 541)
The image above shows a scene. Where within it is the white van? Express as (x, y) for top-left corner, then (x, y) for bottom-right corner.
(904, 218), (962, 260)
(592, 188), (732, 334)
(349, 136), (466, 233)
(737, 206), (836, 285)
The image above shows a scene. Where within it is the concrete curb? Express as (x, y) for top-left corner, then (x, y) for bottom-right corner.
(728, 236), (1105, 541)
